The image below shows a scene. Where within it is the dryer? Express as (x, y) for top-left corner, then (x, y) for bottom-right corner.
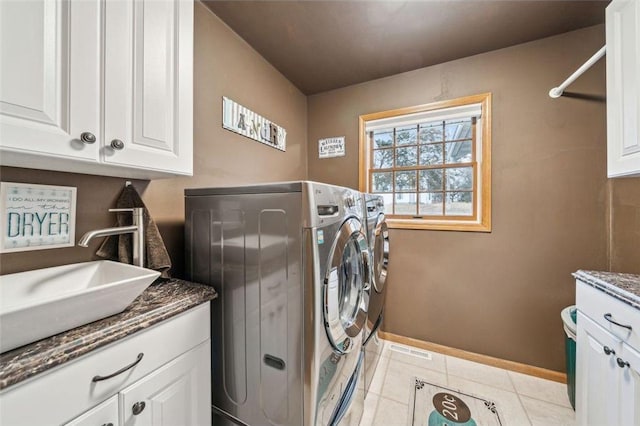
(185, 181), (369, 426)
(362, 194), (390, 398)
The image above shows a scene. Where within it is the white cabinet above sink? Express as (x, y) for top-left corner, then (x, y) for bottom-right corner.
(0, 260), (160, 353)
(0, 0), (193, 179)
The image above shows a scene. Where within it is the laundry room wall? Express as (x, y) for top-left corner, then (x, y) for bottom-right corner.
(0, 1), (308, 276)
(306, 25), (611, 372)
(609, 178), (640, 274)
(142, 1), (308, 276)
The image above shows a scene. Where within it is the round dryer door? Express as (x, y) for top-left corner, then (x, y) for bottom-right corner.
(372, 213), (389, 293)
(323, 217), (370, 354)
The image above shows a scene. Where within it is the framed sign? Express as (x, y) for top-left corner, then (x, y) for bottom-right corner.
(318, 136), (346, 158)
(0, 182), (77, 253)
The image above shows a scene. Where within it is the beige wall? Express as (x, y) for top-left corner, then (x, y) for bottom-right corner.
(610, 178), (640, 274)
(142, 2), (307, 276)
(0, 2), (307, 276)
(307, 25), (612, 371)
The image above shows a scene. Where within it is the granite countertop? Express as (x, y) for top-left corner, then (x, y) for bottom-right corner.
(0, 279), (217, 390)
(574, 270), (640, 310)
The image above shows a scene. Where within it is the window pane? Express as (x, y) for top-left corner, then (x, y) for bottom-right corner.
(372, 172), (393, 192)
(373, 129), (393, 149)
(419, 193), (443, 215)
(395, 146), (417, 167)
(445, 167), (473, 190)
(445, 118), (472, 141)
(373, 149), (393, 169)
(396, 126), (417, 146)
(445, 140), (472, 164)
(419, 122), (443, 143)
(418, 143), (443, 165)
(419, 169), (443, 191)
(395, 170), (416, 192)
(445, 192), (473, 216)
(394, 193), (417, 215)
(380, 193), (393, 214)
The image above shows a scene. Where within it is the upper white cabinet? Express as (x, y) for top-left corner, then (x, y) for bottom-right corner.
(0, 0), (101, 163)
(607, 0), (640, 178)
(0, 0), (193, 179)
(103, 0), (193, 175)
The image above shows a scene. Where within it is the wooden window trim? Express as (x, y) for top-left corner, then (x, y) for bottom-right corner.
(359, 93), (492, 232)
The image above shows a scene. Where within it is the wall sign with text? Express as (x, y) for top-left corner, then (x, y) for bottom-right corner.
(318, 136), (346, 158)
(222, 97), (287, 151)
(0, 182), (77, 253)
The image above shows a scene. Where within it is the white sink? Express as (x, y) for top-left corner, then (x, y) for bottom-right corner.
(0, 260), (160, 353)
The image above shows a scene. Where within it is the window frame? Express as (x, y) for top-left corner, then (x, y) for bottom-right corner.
(358, 93), (492, 232)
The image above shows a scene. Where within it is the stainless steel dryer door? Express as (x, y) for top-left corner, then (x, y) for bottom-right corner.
(323, 217), (370, 354)
(372, 213), (389, 293)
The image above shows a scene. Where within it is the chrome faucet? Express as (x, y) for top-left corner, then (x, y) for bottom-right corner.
(78, 208), (145, 268)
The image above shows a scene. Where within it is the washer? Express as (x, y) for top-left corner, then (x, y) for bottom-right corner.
(185, 181), (369, 426)
(362, 193), (390, 398)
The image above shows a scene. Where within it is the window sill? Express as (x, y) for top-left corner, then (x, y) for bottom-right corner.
(387, 218), (492, 232)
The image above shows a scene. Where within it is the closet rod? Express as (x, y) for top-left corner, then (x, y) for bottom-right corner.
(549, 45), (606, 98)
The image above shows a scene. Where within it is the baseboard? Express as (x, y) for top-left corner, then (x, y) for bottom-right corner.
(378, 331), (567, 384)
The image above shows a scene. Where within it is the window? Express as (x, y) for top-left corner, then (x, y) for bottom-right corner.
(359, 93), (491, 231)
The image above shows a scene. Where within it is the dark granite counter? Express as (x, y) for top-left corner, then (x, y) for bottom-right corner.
(574, 270), (640, 311)
(0, 279), (217, 390)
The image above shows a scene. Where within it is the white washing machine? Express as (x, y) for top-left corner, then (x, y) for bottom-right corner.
(362, 194), (389, 398)
(185, 181), (369, 425)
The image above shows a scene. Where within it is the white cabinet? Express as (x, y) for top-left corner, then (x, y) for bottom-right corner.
(0, 0), (101, 162)
(0, 304), (211, 426)
(606, 0), (640, 178)
(620, 344), (640, 425)
(0, 0), (193, 179)
(576, 279), (640, 425)
(65, 396), (119, 426)
(576, 313), (622, 425)
(119, 341), (210, 426)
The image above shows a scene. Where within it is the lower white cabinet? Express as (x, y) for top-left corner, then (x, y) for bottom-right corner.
(65, 342), (210, 426)
(0, 304), (211, 426)
(576, 280), (640, 425)
(118, 341), (210, 426)
(65, 396), (119, 426)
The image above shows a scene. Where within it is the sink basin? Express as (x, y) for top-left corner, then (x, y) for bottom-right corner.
(0, 260), (160, 353)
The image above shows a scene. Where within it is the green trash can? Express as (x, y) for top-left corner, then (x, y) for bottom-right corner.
(561, 305), (577, 410)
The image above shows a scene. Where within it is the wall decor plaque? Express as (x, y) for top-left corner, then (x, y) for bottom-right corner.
(318, 136), (346, 158)
(222, 97), (287, 151)
(0, 182), (77, 252)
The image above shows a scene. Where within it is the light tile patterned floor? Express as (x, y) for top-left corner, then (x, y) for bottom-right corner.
(360, 340), (575, 426)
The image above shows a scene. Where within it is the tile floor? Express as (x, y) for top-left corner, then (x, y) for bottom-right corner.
(359, 340), (575, 426)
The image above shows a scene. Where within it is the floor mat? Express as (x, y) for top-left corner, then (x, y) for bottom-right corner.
(409, 377), (503, 426)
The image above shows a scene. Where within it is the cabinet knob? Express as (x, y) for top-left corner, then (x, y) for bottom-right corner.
(111, 139), (125, 150)
(102, 423), (114, 426)
(604, 346), (616, 355)
(80, 132), (96, 144)
(132, 401), (146, 415)
(616, 358), (630, 369)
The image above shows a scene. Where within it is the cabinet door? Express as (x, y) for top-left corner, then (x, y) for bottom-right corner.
(119, 341), (210, 426)
(64, 395), (119, 426)
(103, 0), (193, 176)
(0, 0), (100, 162)
(606, 0), (640, 178)
(620, 343), (640, 426)
(576, 312), (622, 426)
